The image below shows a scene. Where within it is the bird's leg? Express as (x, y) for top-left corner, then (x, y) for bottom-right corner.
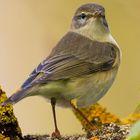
(51, 97), (61, 138)
(70, 100), (97, 131)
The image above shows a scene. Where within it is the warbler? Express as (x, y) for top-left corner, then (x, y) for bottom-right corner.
(1, 3), (121, 137)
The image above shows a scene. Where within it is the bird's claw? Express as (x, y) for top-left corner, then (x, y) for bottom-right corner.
(51, 129), (61, 138)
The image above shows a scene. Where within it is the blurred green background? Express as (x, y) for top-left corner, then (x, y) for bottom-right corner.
(0, 0), (140, 135)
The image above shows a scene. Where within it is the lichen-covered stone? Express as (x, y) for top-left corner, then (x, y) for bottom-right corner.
(0, 87), (22, 140)
(22, 123), (130, 140)
(73, 103), (140, 131)
(73, 103), (121, 131)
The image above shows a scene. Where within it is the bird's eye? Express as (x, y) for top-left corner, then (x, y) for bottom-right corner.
(77, 13), (87, 20)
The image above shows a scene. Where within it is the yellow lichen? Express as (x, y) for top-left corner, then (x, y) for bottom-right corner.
(90, 136), (99, 140)
(0, 87), (22, 140)
(73, 103), (140, 131)
(121, 113), (140, 125)
(73, 103), (121, 130)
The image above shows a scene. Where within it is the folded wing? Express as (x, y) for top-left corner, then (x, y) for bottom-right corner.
(21, 32), (116, 89)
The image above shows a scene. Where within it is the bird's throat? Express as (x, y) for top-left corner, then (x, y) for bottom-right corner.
(72, 19), (118, 47)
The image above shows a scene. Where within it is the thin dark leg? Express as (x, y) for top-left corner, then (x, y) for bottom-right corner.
(51, 97), (61, 138)
(70, 102), (96, 131)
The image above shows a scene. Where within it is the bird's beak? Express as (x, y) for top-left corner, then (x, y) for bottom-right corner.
(94, 10), (103, 18)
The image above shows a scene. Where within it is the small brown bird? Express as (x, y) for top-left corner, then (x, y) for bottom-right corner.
(1, 3), (121, 137)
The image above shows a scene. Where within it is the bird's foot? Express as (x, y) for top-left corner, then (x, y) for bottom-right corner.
(51, 129), (61, 138)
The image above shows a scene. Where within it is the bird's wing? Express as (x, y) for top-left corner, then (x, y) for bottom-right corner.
(21, 32), (117, 89)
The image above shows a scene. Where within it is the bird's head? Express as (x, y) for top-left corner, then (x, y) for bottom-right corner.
(71, 3), (110, 41)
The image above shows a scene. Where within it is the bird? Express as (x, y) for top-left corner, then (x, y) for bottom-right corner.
(1, 3), (121, 138)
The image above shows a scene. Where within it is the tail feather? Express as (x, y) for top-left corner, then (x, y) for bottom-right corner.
(1, 88), (28, 106)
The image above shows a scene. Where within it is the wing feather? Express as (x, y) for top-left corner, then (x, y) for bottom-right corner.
(21, 32), (117, 89)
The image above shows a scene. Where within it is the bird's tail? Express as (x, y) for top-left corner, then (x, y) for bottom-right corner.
(1, 88), (29, 106)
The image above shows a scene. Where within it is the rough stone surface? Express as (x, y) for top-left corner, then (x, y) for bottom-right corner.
(23, 123), (130, 140)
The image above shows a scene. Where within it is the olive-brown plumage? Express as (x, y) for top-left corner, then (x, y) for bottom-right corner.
(1, 3), (121, 137)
